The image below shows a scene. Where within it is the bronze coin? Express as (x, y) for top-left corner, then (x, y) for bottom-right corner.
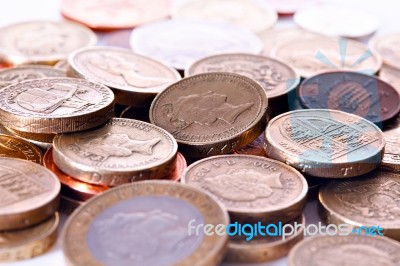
(265, 109), (385, 178)
(0, 158), (60, 230)
(162, 152), (187, 182)
(299, 71), (400, 124)
(0, 134), (43, 164)
(150, 72), (268, 158)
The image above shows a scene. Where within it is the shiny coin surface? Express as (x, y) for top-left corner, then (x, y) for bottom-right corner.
(265, 109), (385, 178)
(380, 65), (400, 94)
(0, 21), (96, 65)
(288, 235), (400, 266)
(182, 155), (308, 223)
(224, 215), (305, 263)
(61, 0), (171, 30)
(0, 158), (60, 230)
(68, 47), (181, 107)
(62, 181), (229, 266)
(150, 73), (268, 158)
(299, 71), (400, 124)
(372, 33), (400, 69)
(0, 66), (65, 89)
(53, 118), (178, 186)
(130, 19), (263, 70)
(272, 37), (382, 78)
(0, 78), (114, 134)
(319, 170), (400, 241)
(162, 152), (187, 182)
(172, 0), (277, 33)
(0, 134), (43, 164)
(44, 148), (108, 201)
(234, 133), (266, 157)
(0, 213), (59, 262)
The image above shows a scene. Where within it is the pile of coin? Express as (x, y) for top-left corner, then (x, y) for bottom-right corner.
(1, 0), (400, 264)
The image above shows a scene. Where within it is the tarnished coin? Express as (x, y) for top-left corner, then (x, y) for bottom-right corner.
(288, 235), (400, 266)
(0, 66), (65, 89)
(380, 65), (400, 94)
(68, 47), (181, 107)
(0, 134), (43, 164)
(299, 71), (400, 124)
(0, 78), (114, 134)
(371, 33), (400, 69)
(0, 21), (96, 65)
(182, 155), (308, 223)
(382, 115), (400, 171)
(319, 170), (400, 241)
(0, 158), (60, 230)
(234, 133), (266, 157)
(150, 73), (268, 158)
(272, 37), (382, 78)
(224, 215), (305, 263)
(0, 213), (59, 262)
(61, 0), (171, 30)
(53, 118), (178, 186)
(130, 19), (263, 70)
(172, 0), (277, 33)
(163, 152), (187, 182)
(44, 148), (108, 201)
(62, 181), (229, 266)
(265, 109), (385, 178)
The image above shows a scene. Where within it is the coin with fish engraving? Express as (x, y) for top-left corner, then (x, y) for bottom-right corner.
(319, 169), (400, 241)
(62, 180), (229, 266)
(371, 33), (400, 69)
(182, 155), (308, 223)
(0, 213), (59, 262)
(130, 19), (263, 70)
(288, 235), (400, 266)
(150, 73), (268, 158)
(0, 134), (43, 164)
(0, 66), (65, 89)
(0, 158), (60, 230)
(265, 109), (385, 178)
(298, 71), (400, 124)
(68, 47), (181, 107)
(0, 78), (114, 134)
(53, 118), (178, 186)
(0, 21), (96, 65)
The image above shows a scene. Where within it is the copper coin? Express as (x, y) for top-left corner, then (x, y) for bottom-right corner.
(0, 134), (43, 164)
(44, 148), (108, 201)
(68, 46), (181, 107)
(299, 71), (400, 124)
(182, 155), (308, 223)
(265, 109), (385, 178)
(0, 158), (60, 230)
(60, 0), (171, 30)
(319, 169), (400, 241)
(62, 181), (229, 266)
(0, 213), (59, 262)
(150, 72), (268, 158)
(0, 21), (96, 65)
(234, 133), (266, 157)
(371, 33), (400, 70)
(162, 152), (187, 182)
(288, 235), (400, 266)
(53, 118), (178, 186)
(0, 78), (114, 134)
(0, 66), (66, 89)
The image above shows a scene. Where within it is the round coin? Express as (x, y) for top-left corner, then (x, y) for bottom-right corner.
(265, 109), (385, 178)
(288, 235), (400, 266)
(61, 0), (171, 30)
(62, 180), (229, 266)
(150, 73), (268, 158)
(0, 21), (96, 65)
(0, 213), (59, 262)
(371, 33), (400, 69)
(53, 118), (178, 186)
(182, 155), (308, 223)
(0, 78), (114, 134)
(0, 158), (60, 230)
(68, 47), (181, 107)
(319, 170), (400, 241)
(272, 37), (382, 78)
(298, 71), (400, 124)
(130, 19), (263, 70)
(172, 0), (277, 34)
(0, 66), (66, 89)
(0, 134), (43, 164)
